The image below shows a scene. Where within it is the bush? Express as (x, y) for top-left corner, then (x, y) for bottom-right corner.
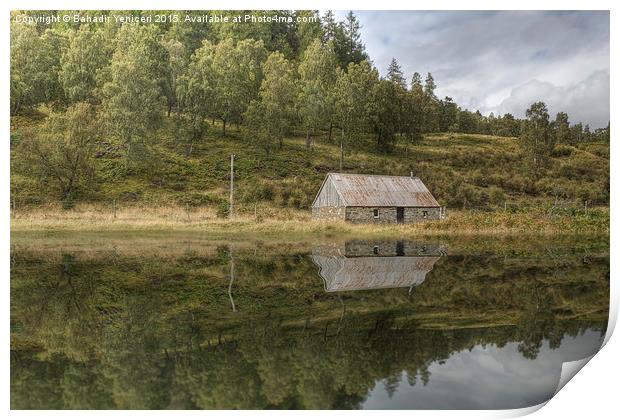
(273, 189), (290, 207)
(471, 169), (488, 187)
(256, 183), (275, 201)
(488, 186), (505, 206)
(504, 175), (526, 194)
(216, 200), (229, 218)
(176, 192), (219, 207)
(559, 162), (595, 181)
(61, 194), (75, 210)
(239, 179), (275, 204)
(10, 132), (21, 147)
(552, 145), (572, 157)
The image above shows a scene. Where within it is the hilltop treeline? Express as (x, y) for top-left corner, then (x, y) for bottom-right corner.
(10, 10), (610, 208)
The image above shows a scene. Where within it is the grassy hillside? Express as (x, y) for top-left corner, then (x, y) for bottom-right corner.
(10, 110), (610, 216)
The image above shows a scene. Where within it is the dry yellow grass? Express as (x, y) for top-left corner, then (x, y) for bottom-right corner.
(10, 202), (608, 239)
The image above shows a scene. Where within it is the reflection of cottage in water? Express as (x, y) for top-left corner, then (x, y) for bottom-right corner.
(311, 240), (444, 292)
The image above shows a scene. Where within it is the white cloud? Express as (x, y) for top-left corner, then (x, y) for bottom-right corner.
(345, 11), (610, 128)
(497, 70), (610, 127)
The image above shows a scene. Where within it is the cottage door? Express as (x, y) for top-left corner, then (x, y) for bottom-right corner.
(396, 207), (404, 223)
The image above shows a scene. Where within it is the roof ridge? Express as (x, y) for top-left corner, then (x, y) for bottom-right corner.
(328, 172), (420, 179)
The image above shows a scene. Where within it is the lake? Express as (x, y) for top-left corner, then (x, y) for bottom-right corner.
(10, 234), (609, 409)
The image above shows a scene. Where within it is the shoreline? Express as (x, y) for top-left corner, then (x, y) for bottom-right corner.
(10, 205), (609, 238)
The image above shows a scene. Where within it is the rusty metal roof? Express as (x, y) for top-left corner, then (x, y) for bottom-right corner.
(311, 255), (441, 292)
(326, 173), (440, 207)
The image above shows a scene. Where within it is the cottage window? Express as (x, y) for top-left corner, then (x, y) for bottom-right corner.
(422, 210), (428, 219)
(373, 209), (380, 218)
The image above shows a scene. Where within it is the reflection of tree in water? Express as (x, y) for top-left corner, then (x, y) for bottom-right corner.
(11, 310), (606, 409)
(10, 245), (609, 409)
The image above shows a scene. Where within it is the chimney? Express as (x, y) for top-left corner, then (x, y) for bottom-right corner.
(410, 170), (414, 178)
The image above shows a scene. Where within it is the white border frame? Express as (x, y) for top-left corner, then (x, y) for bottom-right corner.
(2, 2), (616, 419)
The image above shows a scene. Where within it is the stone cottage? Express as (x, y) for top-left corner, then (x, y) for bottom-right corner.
(310, 240), (444, 292)
(311, 173), (443, 223)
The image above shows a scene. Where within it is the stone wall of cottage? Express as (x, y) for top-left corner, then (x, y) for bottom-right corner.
(404, 207), (441, 222)
(312, 206), (346, 221)
(344, 240), (445, 256)
(344, 207), (441, 223)
(345, 207), (396, 223)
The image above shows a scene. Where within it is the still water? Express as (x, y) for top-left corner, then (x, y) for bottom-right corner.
(10, 235), (609, 409)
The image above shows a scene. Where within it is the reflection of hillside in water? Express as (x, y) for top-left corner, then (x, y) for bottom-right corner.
(9, 238), (609, 409)
(311, 240), (445, 292)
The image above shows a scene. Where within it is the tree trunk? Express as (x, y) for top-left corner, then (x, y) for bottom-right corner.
(305, 129), (312, 149)
(328, 122), (333, 142)
(62, 187), (70, 201)
(11, 101), (21, 116)
(222, 120), (227, 136)
(185, 141), (193, 157)
(278, 127), (284, 149)
(125, 140), (132, 164)
(340, 129), (344, 172)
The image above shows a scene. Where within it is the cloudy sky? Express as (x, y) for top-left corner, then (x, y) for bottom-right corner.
(362, 329), (604, 409)
(338, 11), (609, 128)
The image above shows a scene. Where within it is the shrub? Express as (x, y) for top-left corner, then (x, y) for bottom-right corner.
(488, 186), (505, 206)
(273, 189), (290, 207)
(216, 200), (229, 218)
(255, 182), (275, 201)
(551, 145), (572, 157)
(504, 175), (526, 194)
(177, 192), (219, 207)
(10, 132), (21, 147)
(559, 162), (595, 181)
(286, 187), (310, 209)
(239, 179), (275, 204)
(471, 169), (488, 187)
(61, 193), (75, 210)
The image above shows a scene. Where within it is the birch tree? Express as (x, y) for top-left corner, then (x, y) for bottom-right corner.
(162, 38), (187, 117)
(520, 101), (554, 169)
(211, 39), (267, 135)
(60, 26), (109, 103)
(297, 39), (338, 148)
(245, 52), (298, 155)
(334, 60), (378, 163)
(11, 21), (65, 114)
(101, 25), (165, 162)
(19, 103), (99, 201)
(176, 40), (215, 156)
